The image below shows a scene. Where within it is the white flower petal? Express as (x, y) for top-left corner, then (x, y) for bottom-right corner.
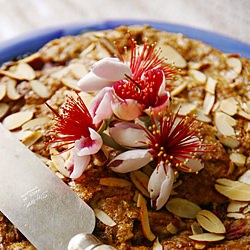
(109, 122), (147, 148)
(78, 71), (114, 92)
(70, 154), (91, 179)
(148, 164), (174, 210)
(112, 99), (142, 121)
(92, 57), (132, 81)
(108, 149), (152, 173)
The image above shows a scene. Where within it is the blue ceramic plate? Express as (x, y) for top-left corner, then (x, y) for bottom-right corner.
(0, 20), (250, 65)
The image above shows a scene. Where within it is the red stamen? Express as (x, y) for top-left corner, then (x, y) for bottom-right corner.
(46, 93), (94, 148)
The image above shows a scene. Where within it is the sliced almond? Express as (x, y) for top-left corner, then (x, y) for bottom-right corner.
(166, 198), (201, 219)
(178, 103), (196, 116)
(99, 177), (132, 187)
(22, 117), (49, 131)
(22, 131), (42, 147)
(218, 135), (240, 149)
(94, 208), (116, 227)
(3, 111), (33, 130)
(227, 201), (249, 213)
(196, 210), (226, 234)
(238, 170), (250, 185)
(226, 57), (242, 74)
(195, 109), (211, 123)
(189, 233), (225, 242)
(19, 52), (40, 63)
(191, 222), (204, 235)
(69, 63), (88, 79)
(215, 178), (250, 201)
(160, 45), (187, 68)
(171, 82), (188, 97)
(50, 148), (70, 177)
(189, 70), (206, 83)
(214, 111), (236, 136)
(243, 205), (250, 214)
(61, 77), (80, 91)
(205, 77), (217, 95)
(0, 82), (6, 100)
(242, 101), (250, 114)
(230, 152), (246, 167)
(12, 130), (33, 141)
(220, 98), (238, 116)
(152, 237), (162, 250)
(238, 109), (250, 120)
(0, 62), (36, 80)
(0, 103), (9, 119)
(227, 213), (245, 219)
(6, 78), (22, 100)
(166, 223), (178, 234)
(139, 194), (155, 241)
(30, 80), (51, 99)
(203, 92), (215, 115)
(130, 170), (150, 197)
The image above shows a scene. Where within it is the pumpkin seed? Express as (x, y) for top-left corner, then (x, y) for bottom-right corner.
(189, 233), (225, 242)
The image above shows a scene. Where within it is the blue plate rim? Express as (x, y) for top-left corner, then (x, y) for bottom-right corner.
(1, 19), (250, 65)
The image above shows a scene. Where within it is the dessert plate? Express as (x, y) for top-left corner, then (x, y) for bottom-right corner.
(0, 20), (250, 65)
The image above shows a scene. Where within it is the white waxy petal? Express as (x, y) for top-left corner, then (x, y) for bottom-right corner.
(108, 149), (152, 173)
(109, 122), (147, 148)
(148, 164), (174, 210)
(78, 71), (114, 92)
(70, 153), (90, 179)
(92, 57), (132, 81)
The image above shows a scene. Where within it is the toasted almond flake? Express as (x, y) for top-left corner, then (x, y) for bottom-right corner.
(178, 103), (197, 115)
(212, 100), (221, 112)
(230, 152), (246, 167)
(0, 82), (6, 100)
(238, 170), (250, 185)
(188, 61), (203, 70)
(244, 122), (250, 132)
(220, 98), (238, 116)
(61, 77), (80, 91)
(218, 135), (240, 149)
(203, 93), (215, 115)
(194, 243), (206, 249)
(215, 178), (250, 201)
(152, 237), (162, 250)
(243, 205), (250, 214)
(30, 80), (51, 99)
(214, 112), (236, 136)
(19, 52), (40, 63)
(94, 208), (116, 227)
(160, 45), (187, 68)
(139, 194), (156, 241)
(166, 223), (178, 234)
(22, 131), (42, 147)
(50, 148), (70, 177)
(99, 177), (132, 187)
(171, 82), (188, 96)
(227, 212), (245, 219)
(3, 111), (33, 130)
(196, 210), (226, 234)
(69, 63), (88, 79)
(12, 129), (33, 140)
(130, 171), (150, 197)
(242, 101), (250, 114)
(191, 222), (204, 235)
(189, 70), (206, 83)
(95, 42), (111, 59)
(78, 91), (95, 108)
(6, 78), (22, 100)
(238, 109), (250, 120)
(226, 57), (242, 74)
(195, 109), (211, 123)
(0, 62), (36, 80)
(52, 67), (70, 79)
(22, 117), (49, 131)
(189, 233), (225, 242)
(0, 103), (9, 119)
(166, 198), (201, 219)
(205, 77), (217, 94)
(227, 201), (249, 213)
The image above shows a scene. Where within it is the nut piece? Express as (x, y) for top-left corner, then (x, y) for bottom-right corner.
(171, 82), (188, 97)
(178, 103), (197, 116)
(196, 210), (226, 234)
(227, 212), (245, 219)
(22, 131), (42, 147)
(220, 97), (238, 116)
(69, 63), (88, 79)
(94, 208), (116, 227)
(160, 45), (187, 68)
(227, 201), (249, 213)
(3, 111), (34, 130)
(215, 178), (250, 201)
(238, 170), (250, 185)
(205, 77), (217, 95)
(22, 117), (49, 131)
(0, 103), (9, 119)
(214, 111), (236, 136)
(189, 233), (225, 242)
(6, 78), (22, 100)
(230, 152), (246, 167)
(152, 237), (162, 250)
(189, 70), (206, 83)
(226, 57), (242, 74)
(0, 82), (6, 100)
(203, 93), (215, 115)
(238, 109), (250, 120)
(31, 80), (51, 99)
(166, 198), (201, 219)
